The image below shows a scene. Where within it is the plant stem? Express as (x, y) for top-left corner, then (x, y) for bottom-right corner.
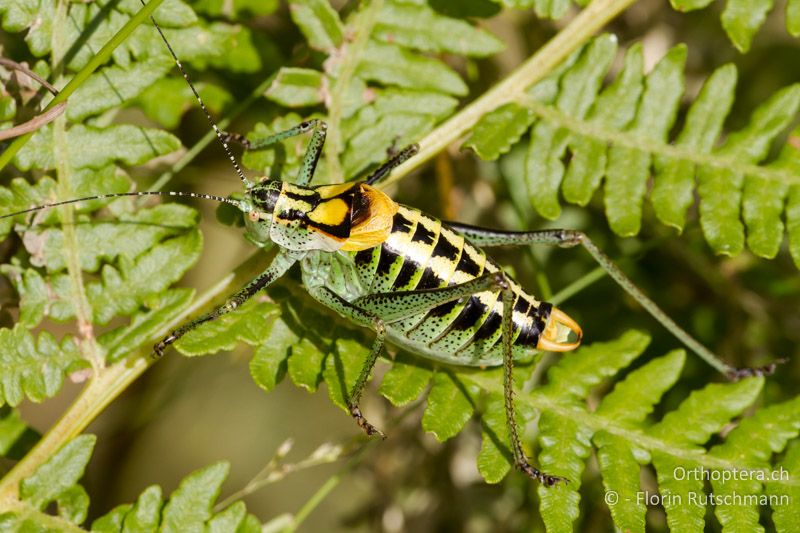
(382, 0), (639, 187)
(550, 266), (605, 305)
(0, 0), (166, 172)
(51, 0), (103, 371)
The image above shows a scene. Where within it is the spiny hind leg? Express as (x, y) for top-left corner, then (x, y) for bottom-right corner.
(445, 224), (782, 380)
(222, 119), (327, 186)
(495, 272), (567, 486)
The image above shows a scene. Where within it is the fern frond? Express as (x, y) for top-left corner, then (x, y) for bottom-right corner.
(466, 35), (800, 267)
(670, 0), (800, 52)
(491, 0), (800, 51)
(0, 0), (256, 404)
(185, 287), (799, 532)
(452, 332), (798, 532)
(490, 0), (586, 21)
(0, 326), (83, 407)
(244, 0), (499, 183)
(767, 441), (800, 530)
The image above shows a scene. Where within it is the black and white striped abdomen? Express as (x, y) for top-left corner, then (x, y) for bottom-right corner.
(349, 206), (551, 366)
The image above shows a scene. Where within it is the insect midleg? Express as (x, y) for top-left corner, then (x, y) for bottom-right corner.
(304, 286), (388, 437)
(153, 251), (297, 356)
(445, 224), (780, 379)
(222, 120), (319, 150)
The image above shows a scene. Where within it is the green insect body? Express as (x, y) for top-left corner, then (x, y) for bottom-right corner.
(243, 179), (582, 368)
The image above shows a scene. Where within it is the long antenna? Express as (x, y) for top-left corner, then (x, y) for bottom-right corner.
(140, 0), (252, 189)
(0, 191), (242, 220)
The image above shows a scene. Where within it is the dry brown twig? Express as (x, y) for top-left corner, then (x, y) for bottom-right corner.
(0, 57), (66, 141)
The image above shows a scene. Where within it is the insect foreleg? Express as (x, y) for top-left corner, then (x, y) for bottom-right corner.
(445, 224), (782, 380)
(154, 251), (296, 356)
(222, 119), (327, 186)
(221, 120), (319, 151)
(295, 122), (327, 186)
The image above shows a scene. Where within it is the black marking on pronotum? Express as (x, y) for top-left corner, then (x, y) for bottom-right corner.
(281, 208), (308, 223)
(281, 204), (352, 239)
(284, 189), (317, 202)
(307, 216), (352, 239)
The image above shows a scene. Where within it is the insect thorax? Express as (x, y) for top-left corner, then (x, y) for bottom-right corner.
(245, 180), (398, 253)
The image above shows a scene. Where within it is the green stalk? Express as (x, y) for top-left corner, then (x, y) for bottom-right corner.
(0, 0), (166, 172)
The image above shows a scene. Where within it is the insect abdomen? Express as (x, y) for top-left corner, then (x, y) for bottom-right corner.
(351, 206), (550, 366)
